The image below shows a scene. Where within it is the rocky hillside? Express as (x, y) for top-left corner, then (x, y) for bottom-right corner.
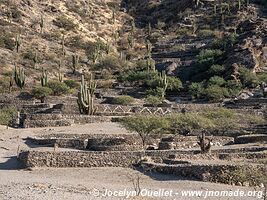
(0, 0), (139, 90)
(0, 0), (267, 102)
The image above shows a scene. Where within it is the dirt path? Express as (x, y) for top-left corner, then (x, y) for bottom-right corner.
(0, 124), (265, 200)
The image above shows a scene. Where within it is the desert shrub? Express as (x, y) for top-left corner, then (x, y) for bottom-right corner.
(0, 32), (15, 50)
(176, 28), (191, 38)
(188, 82), (205, 99)
(67, 35), (86, 49)
(212, 34), (237, 50)
(239, 67), (259, 88)
(197, 49), (223, 64)
(207, 76), (226, 86)
(53, 16), (77, 31)
(167, 77), (183, 91)
(96, 55), (124, 71)
(146, 87), (165, 98)
(225, 80), (242, 96)
(208, 64), (225, 76)
(0, 76), (11, 93)
(257, 73), (267, 83)
(198, 29), (215, 38)
(97, 80), (114, 89)
(167, 113), (214, 135)
(47, 81), (70, 96)
(0, 106), (17, 126)
(170, 44), (185, 51)
(204, 85), (229, 102)
(118, 70), (157, 85)
(111, 95), (135, 105)
(31, 86), (52, 103)
(63, 80), (79, 89)
(145, 95), (163, 106)
(23, 50), (42, 63)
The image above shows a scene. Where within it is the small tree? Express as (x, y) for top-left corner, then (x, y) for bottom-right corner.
(120, 115), (169, 149)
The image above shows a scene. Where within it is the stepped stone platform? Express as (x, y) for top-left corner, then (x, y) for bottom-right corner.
(28, 133), (236, 151)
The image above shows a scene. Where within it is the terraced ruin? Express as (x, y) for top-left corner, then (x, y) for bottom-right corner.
(0, 0), (267, 199)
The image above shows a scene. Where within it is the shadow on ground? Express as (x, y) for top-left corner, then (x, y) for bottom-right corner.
(0, 156), (24, 170)
(134, 166), (194, 182)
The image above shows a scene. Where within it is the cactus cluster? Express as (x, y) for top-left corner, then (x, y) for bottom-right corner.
(41, 67), (48, 87)
(77, 74), (97, 115)
(13, 65), (25, 89)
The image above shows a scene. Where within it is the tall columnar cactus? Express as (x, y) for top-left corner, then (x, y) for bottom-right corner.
(105, 40), (111, 54)
(158, 71), (169, 98)
(41, 67), (48, 87)
(148, 22), (152, 37)
(58, 60), (63, 82)
(146, 58), (156, 72)
(92, 44), (100, 63)
(77, 74), (97, 115)
(62, 34), (66, 57)
(131, 19), (135, 33)
(9, 75), (13, 92)
(72, 54), (79, 74)
(238, 0), (242, 10)
(146, 40), (152, 57)
(33, 51), (38, 69)
(15, 34), (21, 53)
(13, 65), (25, 89)
(40, 15), (44, 34)
(112, 9), (115, 24)
(127, 33), (134, 49)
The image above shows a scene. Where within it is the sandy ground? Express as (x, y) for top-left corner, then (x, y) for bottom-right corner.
(0, 123), (265, 200)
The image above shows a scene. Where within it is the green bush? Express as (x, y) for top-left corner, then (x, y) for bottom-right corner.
(96, 55), (124, 71)
(47, 81), (70, 96)
(188, 82), (205, 99)
(146, 87), (165, 98)
(208, 76), (226, 86)
(64, 80), (79, 89)
(54, 16), (77, 31)
(198, 29), (215, 38)
(208, 64), (225, 76)
(197, 49), (223, 64)
(167, 113), (214, 135)
(212, 34), (237, 50)
(31, 86), (53, 103)
(0, 106), (17, 126)
(204, 85), (229, 102)
(111, 95), (135, 105)
(145, 95), (163, 106)
(239, 67), (259, 88)
(167, 77), (183, 91)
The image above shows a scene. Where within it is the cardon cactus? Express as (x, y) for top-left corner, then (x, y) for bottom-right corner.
(15, 34), (21, 53)
(158, 70), (168, 98)
(13, 65), (25, 89)
(72, 54), (79, 74)
(41, 68), (48, 87)
(77, 74), (97, 115)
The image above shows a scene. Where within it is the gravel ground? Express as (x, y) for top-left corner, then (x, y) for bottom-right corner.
(0, 123), (265, 200)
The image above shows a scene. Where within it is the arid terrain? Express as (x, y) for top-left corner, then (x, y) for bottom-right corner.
(0, 124), (265, 200)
